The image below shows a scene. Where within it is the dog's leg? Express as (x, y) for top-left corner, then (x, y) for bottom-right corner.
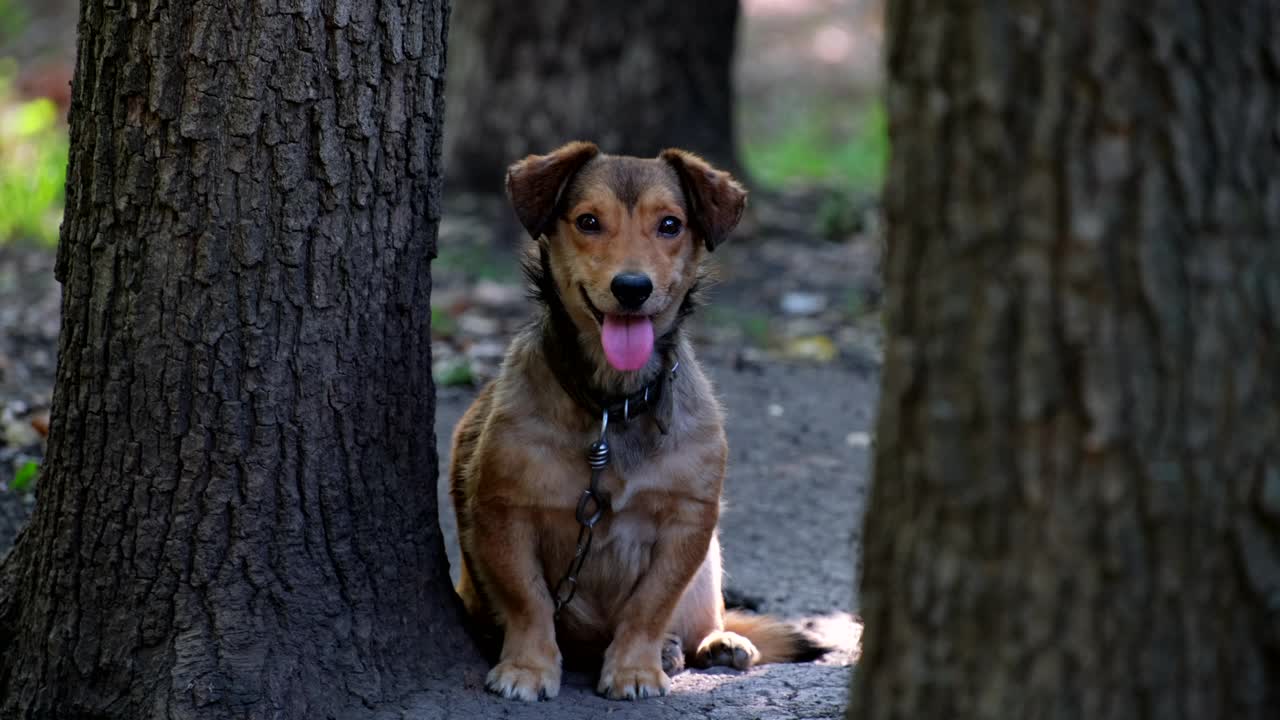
(669, 534), (762, 670)
(470, 508), (561, 701)
(660, 633), (685, 675)
(668, 533), (727, 647)
(598, 520), (715, 700)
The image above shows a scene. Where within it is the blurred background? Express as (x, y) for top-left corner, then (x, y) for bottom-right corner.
(0, 0), (888, 386)
(0, 3), (883, 646)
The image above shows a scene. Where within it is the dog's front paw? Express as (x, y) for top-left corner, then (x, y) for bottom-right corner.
(597, 659), (671, 700)
(485, 658), (561, 701)
(693, 630), (760, 670)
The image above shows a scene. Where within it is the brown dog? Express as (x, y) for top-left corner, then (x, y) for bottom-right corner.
(449, 141), (825, 702)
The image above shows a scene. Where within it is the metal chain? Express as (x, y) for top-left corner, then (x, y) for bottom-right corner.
(552, 409), (611, 618)
(549, 361), (679, 619)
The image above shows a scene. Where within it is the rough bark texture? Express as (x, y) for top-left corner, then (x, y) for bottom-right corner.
(444, 0), (740, 193)
(855, 2), (1280, 719)
(0, 1), (470, 717)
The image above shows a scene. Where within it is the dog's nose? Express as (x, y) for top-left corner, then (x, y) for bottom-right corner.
(610, 273), (653, 309)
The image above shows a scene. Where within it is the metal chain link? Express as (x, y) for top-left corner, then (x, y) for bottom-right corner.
(552, 409), (611, 618)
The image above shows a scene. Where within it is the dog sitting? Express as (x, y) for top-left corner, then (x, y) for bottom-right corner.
(449, 141), (826, 702)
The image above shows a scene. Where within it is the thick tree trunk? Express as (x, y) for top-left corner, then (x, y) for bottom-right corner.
(0, 1), (471, 717)
(444, 0), (739, 193)
(855, 2), (1280, 719)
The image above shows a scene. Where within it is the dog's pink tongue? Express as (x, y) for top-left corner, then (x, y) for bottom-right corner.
(601, 314), (655, 371)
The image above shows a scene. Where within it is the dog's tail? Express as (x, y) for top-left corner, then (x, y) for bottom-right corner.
(724, 609), (830, 665)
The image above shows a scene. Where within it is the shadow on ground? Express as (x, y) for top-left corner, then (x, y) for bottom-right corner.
(386, 657), (856, 719)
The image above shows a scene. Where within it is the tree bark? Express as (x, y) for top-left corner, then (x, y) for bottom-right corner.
(0, 1), (471, 717)
(855, 2), (1280, 719)
(444, 0), (740, 193)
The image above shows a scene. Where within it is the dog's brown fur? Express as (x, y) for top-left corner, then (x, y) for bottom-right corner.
(450, 142), (826, 702)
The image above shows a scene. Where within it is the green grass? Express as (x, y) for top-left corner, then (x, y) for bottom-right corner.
(0, 60), (68, 247)
(743, 100), (888, 194)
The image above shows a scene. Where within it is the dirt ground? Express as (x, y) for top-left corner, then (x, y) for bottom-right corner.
(431, 356), (874, 716)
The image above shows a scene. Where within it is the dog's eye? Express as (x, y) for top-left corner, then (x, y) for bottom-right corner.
(575, 213), (601, 233)
(658, 216), (683, 237)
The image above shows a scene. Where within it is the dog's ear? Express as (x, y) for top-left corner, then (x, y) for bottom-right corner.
(506, 141), (600, 239)
(660, 148), (747, 252)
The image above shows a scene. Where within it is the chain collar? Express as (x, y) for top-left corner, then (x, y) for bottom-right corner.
(552, 356), (679, 434)
(600, 359), (679, 426)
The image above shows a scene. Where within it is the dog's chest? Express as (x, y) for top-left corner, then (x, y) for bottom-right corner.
(554, 450), (673, 574)
(530, 412), (720, 621)
(555, 504), (661, 625)
(592, 509), (661, 576)
(543, 448), (688, 614)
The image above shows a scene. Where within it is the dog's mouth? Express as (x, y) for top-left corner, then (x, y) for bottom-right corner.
(579, 285), (606, 325)
(577, 285), (665, 322)
(578, 285), (656, 372)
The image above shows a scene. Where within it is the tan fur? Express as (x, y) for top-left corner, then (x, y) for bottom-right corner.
(451, 143), (822, 702)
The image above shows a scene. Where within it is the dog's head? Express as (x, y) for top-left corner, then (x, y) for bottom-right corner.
(507, 141), (747, 374)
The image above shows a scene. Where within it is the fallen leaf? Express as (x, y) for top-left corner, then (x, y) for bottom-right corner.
(782, 335), (838, 363)
(30, 413), (50, 438)
(433, 358), (475, 387)
(11, 460), (38, 494)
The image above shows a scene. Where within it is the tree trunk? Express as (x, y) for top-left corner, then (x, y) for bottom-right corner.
(444, 0), (740, 193)
(0, 1), (472, 717)
(855, 2), (1280, 719)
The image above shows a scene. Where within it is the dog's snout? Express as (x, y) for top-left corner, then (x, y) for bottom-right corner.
(610, 273), (653, 309)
